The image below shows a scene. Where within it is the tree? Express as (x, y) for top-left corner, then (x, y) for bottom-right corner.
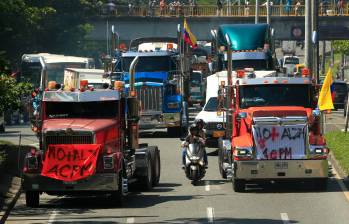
(333, 40), (349, 55)
(333, 40), (349, 80)
(0, 0), (104, 71)
(0, 74), (32, 115)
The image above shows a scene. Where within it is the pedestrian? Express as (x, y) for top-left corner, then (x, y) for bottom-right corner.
(285, 0), (291, 16)
(338, 0), (344, 15)
(295, 0), (301, 16)
(189, 0), (194, 16)
(244, 0), (250, 16)
(160, 0), (166, 16)
(217, 0), (223, 16)
(128, 2), (133, 15)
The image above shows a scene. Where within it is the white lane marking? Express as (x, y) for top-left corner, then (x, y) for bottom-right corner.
(205, 181), (210, 192)
(48, 211), (57, 224)
(280, 213), (289, 224)
(126, 217), (135, 223)
(207, 207), (214, 223)
(331, 163), (349, 202)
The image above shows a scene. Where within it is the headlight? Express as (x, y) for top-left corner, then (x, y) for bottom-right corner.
(234, 147), (253, 160)
(167, 102), (180, 109)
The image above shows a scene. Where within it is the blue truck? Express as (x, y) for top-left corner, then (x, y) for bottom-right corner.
(113, 38), (186, 136)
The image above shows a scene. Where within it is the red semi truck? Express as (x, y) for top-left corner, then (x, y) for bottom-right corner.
(23, 62), (160, 207)
(218, 70), (329, 192)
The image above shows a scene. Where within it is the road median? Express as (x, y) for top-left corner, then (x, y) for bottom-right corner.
(0, 141), (31, 222)
(325, 131), (349, 188)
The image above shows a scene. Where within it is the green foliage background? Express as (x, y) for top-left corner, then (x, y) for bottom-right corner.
(0, 74), (32, 114)
(0, 0), (107, 72)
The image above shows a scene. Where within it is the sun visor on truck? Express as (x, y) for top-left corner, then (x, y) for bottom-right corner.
(217, 24), (269, 51)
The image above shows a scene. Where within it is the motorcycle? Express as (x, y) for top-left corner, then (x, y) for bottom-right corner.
(182, 138), (206, 184)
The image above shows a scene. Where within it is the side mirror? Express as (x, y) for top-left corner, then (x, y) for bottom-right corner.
(237, 112), (247, 119)
(312, 109), (321, 118)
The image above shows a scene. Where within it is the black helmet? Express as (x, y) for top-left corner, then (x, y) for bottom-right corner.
(195, 119), (205, 128)
(189, 124), (198, 135)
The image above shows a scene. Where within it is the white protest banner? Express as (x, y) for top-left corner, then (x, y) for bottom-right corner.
(252, 124), (307, 160)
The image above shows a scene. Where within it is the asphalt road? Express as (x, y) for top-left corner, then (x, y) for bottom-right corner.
(1, 108), (349, 224)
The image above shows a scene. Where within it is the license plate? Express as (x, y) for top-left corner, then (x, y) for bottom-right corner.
(142, 117), (152, 122)
(63, 181), (77, 185)
(213, 131), (225, 138)
(274, 161), (288, 169)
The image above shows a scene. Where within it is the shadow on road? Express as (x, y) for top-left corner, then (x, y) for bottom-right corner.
(157, 217), (299, 224)
(243, 178), (343, 194)
(8, 211), (157, 224)
(140, 130), (179, 139)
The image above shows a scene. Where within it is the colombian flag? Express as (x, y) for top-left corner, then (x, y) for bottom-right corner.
(318, 67), (334, 111)
(183, 19), (197, 49)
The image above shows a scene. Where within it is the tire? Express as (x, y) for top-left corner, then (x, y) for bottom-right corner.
(26, 191), (39, 207)
(191, 169), (198, 183)
(167, 127), (181, 137)
(218, 149), (227, 179)
(315, 178), (328, 191)
(233, 179), (245, 192)
(140, 155), (153, 191)
(110, 170), (126, 206)
(344, 107), (347, 117)
(149, 146), (161, 186)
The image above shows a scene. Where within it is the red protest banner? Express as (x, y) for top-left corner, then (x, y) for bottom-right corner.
(41, 144), (101, 182)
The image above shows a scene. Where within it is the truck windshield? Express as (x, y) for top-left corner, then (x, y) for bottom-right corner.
(225, 60), (269, 70)
(46, 101), (118, 118)
(190, 72), (202, 83)
(239, 84), (312, 109)
(204, 97), (218, 112)
(46, 63), (86, 86)
(122, 56), (176, 72)
(284, 57), (299, 65)
(20, 62), (42, 87)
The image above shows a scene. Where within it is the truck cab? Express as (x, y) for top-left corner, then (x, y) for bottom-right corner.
(114, 38), (184, 136)
(218, 72), (329, 192)
(23, 80), (160, 207)
(189, 70), (205, 107)
(281, 56), (300, 76)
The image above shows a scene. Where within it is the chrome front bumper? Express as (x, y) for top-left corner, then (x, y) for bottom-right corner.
(23, 173), (119, 192)
(234, 160), (328, 180)
(139, 112), (180, 129)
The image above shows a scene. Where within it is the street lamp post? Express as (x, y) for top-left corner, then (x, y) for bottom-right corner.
(255, 0), (260, 24)
(102, 0), (116, 56)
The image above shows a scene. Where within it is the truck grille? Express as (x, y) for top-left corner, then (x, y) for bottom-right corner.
(205, 122), (225, 130)
(252, 123), (307, 160)
(44, 133), (93, 149)
(137, 86), (162, 112)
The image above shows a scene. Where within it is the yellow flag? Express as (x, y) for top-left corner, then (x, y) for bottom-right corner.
(318, 67), (334, 111)
(183, 19), (197, 49)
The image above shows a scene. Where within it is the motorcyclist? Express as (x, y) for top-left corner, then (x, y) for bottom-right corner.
(194, 119), (208, 168)
(181, 121), (208, 169)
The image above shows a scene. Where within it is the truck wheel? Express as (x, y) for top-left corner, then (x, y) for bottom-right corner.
(233, 179), (245, 192)
(111, 170), (126, 206)
(149, 146), (161, 186)
(218, 149), (227, 179)
(315, 178), (328, 191)
(167, 127), (180, 137)
(0, 124), (4, 133)
(140, 156), (153, 191)
(26, 191), (39, 207)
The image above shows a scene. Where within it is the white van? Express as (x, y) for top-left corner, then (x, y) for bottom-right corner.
(195, 71), (227, 146)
